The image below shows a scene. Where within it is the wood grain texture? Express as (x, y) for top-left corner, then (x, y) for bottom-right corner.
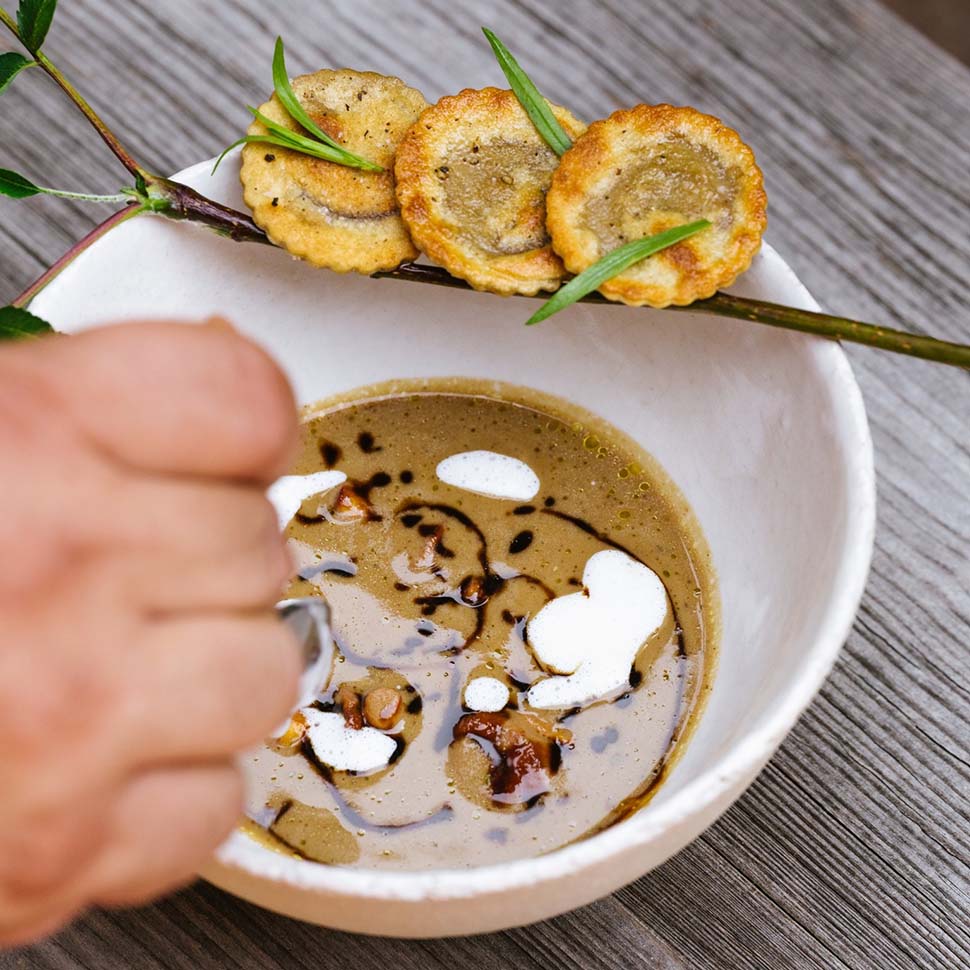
(1, 0), (968, 967)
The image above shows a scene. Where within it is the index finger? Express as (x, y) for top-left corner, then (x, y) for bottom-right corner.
(31, 320), (298, 482)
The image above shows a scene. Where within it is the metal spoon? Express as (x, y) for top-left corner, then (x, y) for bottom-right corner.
(267, 474), (344, 729)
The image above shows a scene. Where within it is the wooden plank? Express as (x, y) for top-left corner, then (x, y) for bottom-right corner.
(1, 1), (967, 968)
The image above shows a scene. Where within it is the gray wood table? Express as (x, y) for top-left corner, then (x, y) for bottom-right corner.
(1, 0), (968, 966)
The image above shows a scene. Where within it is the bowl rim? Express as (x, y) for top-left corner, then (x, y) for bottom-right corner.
(40, 157), (878, 903)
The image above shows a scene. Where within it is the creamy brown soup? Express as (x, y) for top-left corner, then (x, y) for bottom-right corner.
(242, 378), (718, 870)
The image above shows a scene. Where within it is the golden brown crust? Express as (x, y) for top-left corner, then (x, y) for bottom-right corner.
(240, 69), (428, 273)
(546, 104), (767, 307)
(394, 87), (587, 295)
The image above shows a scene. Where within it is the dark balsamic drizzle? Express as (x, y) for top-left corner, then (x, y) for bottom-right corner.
(395, 500), (498, 651)
(359, 471), (391, 496)
(397, 500), (490, 572)
(508, 530), (534, 554)
(357, 431), (381, 453)
(503, 573), (556, 600)
(512, 505), (535, 516)
(262, 800), (314, 862)
(294, 474), (388, 524)
(319, 441), (342, 467)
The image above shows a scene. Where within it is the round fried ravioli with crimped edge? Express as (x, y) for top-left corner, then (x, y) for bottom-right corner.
(394, 87), (587, 295)
(240, 69), (428, 273)
(546, 104), (767, 307)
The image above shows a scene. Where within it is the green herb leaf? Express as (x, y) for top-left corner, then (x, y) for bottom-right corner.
(16, 0), (58, 52)
(0, 304), (54, 340)
(212, 136), (274, 173)
(270, 37), (382, 172)
(211, 130), (377, 174)
(246, 104), (383, 169)
(0, 51), (36, 95)
(482, 27), (573, 157)
(0, 167), (41, 198)
(526, 220), (712, 325)
(0, 167), (129, 203)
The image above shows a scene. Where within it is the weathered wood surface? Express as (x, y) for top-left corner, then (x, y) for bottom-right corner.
(1, 0), (967, 967)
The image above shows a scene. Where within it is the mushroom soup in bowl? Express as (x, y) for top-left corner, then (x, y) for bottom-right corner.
(30, 157), (875, 936)
(247, 378), (718, 869)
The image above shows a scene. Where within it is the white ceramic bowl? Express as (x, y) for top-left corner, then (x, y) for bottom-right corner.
(31, 159), (875, 937)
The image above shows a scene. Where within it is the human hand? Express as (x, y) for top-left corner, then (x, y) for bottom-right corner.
(0, 320), (303, 946)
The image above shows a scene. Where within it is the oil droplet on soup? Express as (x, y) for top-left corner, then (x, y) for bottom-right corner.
(243, 378), (718, 870)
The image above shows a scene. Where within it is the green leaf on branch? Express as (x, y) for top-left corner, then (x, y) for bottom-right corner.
(0, 167), (130, 202)
(0, 167), (41, 198)
(16, 0), (58, 52)
(0, 304), (54, 340)
(0, 51), (36, 95)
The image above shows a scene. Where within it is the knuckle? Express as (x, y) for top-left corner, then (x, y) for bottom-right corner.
(1, 661), (109, 757)
(1, 813), (106, 898)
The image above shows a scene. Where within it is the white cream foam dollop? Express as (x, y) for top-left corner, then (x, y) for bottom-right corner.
(267, 471), (347, 529)
(464, 676), (511, 712)
(526, 549), (668, 710)
(302, 708), (397, 773)
(436, 451), (540, 502)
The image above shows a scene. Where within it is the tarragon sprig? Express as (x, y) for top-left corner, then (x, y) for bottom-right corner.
(526, 221), (712, 325)
(483, 27), (572, 157)
(483, 27), (710, 324)
(0, 3), (967, 368)
(215, 37), (382, 174)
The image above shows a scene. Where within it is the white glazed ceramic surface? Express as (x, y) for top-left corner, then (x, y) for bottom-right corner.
(31, 159), (876, 937)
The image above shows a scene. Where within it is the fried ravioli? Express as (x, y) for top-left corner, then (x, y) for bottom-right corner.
(546, 104), (767, 307)
(240, 70), (429, 273)
(394, 87), (587, 295)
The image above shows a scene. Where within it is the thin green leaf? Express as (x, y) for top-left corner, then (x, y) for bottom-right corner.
(0, 51), (36, 95)
(0, 167), (40, 198)
(0, 304), (54, 339)
(16, 0), (58, 51)
(0, 167), (126, 202)
(211, 133), (362, 174)
(270, 37), (382, 172)
(245, 105), (379, 170)
(526, 220), (712, 326)
(211, 136), (270, 173)
(482, 27), (572, 157)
